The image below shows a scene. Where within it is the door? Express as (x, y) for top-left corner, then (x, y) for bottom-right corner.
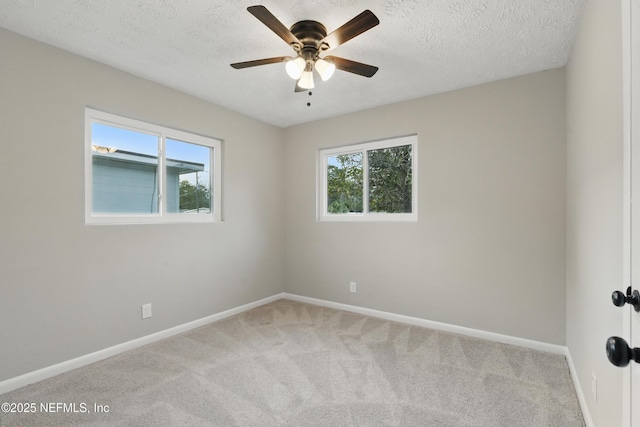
(631, 1), (640, 424)
(607, 1), (640, 427)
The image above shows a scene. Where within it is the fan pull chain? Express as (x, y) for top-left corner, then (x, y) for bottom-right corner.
(307, 91), (312, 107)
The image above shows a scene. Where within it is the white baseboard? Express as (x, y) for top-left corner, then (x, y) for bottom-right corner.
(0, 290), (594, 427)
(564, 348), (595, 427)
(283, 293), (566, 354)
(0, 293), (286, 395)
(282, 293), (594, 425)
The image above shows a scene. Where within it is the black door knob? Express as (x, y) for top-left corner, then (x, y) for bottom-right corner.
(612, 287), (640, 312)
(606, 336), (640, 367)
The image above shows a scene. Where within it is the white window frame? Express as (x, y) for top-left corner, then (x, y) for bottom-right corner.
(317, 134), (418, 222)
(85, 108), (222, 225)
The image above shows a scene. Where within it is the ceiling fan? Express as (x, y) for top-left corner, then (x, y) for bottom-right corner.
(230, 5), (379, 92)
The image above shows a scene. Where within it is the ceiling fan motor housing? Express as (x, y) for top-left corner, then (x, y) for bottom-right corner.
(290, 20), (330, 61)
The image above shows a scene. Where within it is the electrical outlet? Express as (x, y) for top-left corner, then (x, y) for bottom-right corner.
(591, 372), (597, 402)
(142, 303), (152, 319)
(350, 281), (357, 293)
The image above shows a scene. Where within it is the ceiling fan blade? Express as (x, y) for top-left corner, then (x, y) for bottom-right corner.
(230, 56), (289, 69)
(326, 56), (378, 77)
(247, 5), (301, 49)
(321, 10), (379, 51)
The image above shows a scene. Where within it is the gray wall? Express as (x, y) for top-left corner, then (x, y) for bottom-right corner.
(565, 1), (624, 426)
(284, 69), (567, 345)
(0, 28), (285, 382)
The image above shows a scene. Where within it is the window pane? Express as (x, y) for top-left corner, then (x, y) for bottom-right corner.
(368, 144), (413, 213)
(327, 152), (363, 214)
(166, 138), (211, 214)
(91, 123), (159, 214)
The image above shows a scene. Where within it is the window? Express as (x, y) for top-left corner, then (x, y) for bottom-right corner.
(85, 108), (222, 224)
(318, 135), (417, 221)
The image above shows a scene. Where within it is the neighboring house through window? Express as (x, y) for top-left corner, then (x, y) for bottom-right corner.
(85, 108), (222, 224)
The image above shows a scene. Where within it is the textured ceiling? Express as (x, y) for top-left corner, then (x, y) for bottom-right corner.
(0, 0), (585, 128)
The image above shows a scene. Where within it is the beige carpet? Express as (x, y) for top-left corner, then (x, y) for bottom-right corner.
(0, 299), (584, 426)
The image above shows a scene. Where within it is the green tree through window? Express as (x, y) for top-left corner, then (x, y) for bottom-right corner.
(179, 180), (211, 212)
(368, 145), (412, 213)
(327, 153), (363, 213)
(320, 135), (417, 221)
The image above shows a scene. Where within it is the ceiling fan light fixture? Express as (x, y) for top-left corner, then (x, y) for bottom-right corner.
(285, 56), (305, 79)
(315, 58), (335, 81)
(298, 70), (315, 89)
(231, 6), (380, 93)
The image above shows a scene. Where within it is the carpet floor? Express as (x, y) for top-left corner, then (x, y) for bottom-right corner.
(0, 299), (584, 426)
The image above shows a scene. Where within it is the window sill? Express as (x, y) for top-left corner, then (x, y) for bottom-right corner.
(85, 214), (221, 225)
(318, 213), (417, 222)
